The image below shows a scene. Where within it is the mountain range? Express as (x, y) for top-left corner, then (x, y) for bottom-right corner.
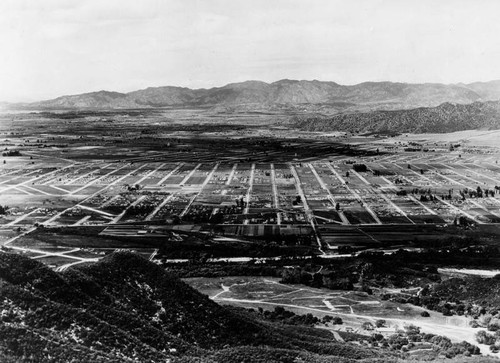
(8, 79), (500, 111)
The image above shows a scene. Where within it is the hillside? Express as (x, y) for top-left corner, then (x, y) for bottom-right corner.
(36, 91), (138, 109)
(291, 100), (500, 134)
(9, 79), (500, 111)
(1, 252), (497, 362)
(0, 252), (393, 363)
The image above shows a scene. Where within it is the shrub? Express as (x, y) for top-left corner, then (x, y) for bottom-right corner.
(332, 317), (343, 325)
(469, 320), (479, 328)
(475, 330), (496, 345)
(362, 322), (374, 331)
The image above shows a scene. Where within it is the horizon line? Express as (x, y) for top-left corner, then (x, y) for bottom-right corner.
(6, 77), (500, 104)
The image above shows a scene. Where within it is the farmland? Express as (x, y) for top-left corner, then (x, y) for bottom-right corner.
(1, 109), (500, 270)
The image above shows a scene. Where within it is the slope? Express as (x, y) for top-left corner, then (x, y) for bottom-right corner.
(0, 252), (389, 363)
(291, 100), (500, 134)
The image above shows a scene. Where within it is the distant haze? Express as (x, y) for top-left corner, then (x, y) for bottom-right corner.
(1, 0), (500, 102)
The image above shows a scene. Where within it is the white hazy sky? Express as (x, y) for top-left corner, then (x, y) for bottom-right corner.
(1, 0), (500, 101)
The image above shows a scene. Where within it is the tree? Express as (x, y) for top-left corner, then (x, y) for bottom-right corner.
(362, 322), (374, 331)
(353, 164), (367, 172)
(478, 313), (493, 327)
(475, 330), (495, 345)
(274, 306), (285, 316)
(405, 324), (421, 336)
(487, 319), (500, 332)
(469, 320), (480, 328)
(332, 316), (343, 325)
(280, 267), (301, 284)
(375, 319), (386, 328)
(442, 307), (453, 316)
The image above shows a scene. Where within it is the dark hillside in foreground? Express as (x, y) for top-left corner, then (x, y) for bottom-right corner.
(1, 252), (498, 362)
(0, 252), (390, 362)
(291, 100), (500, 133)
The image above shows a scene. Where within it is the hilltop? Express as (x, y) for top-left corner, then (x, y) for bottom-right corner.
(8, 79), (500, 111)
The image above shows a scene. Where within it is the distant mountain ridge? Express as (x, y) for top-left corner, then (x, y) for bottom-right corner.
(9, 79), (500, 111)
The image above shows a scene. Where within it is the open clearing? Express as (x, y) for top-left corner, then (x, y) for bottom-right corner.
(185, 275), (497, 355)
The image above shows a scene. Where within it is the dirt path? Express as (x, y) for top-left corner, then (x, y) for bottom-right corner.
(204, 277), (498, 356)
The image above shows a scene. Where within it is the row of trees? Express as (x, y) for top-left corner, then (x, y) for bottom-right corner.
(281, 266), (355, 290)
(2, 149), (21, 156)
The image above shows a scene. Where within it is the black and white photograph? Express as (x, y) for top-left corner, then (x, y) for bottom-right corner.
(2, 0), (500, 362)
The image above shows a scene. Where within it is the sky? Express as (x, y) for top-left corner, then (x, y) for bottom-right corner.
(1, 0), (500, 102)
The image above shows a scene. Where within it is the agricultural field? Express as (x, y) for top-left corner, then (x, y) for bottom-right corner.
(1, 109), (500, 268)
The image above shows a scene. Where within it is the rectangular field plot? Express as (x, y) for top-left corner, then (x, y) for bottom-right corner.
(342, 208), (378, 224)
(313, 210), (342, 224)
(3, 151), (500, 260)
(185, 175), (207, 185)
